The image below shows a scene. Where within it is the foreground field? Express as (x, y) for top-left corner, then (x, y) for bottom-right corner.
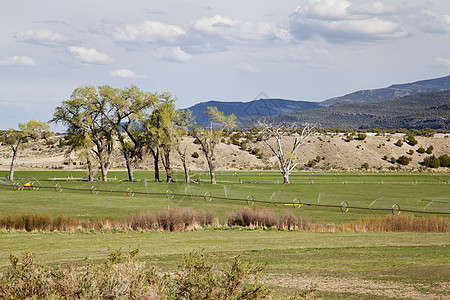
(0, 171), (449, 299)
(0, 231), (449, 299)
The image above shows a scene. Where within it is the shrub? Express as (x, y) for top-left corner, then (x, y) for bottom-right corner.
(170, 251), (268, 300)
(390, 157), (397, 164)
(421, 155), (441, 168)
(0, 249), (269, 300)
(361, 162), (369, 170)
(397, 155), (411, 165)
(406, 135), (418, 146)
(439, 154), (450, 167)
(356, 133), (367, 140)
(227, 207), (278, 228)
(277, 211), (299, 230)
(417, 147), (425, 154)
(426, 145), (434, 154)
(191, 151), (199, 158)
(394, 139), (403, 147)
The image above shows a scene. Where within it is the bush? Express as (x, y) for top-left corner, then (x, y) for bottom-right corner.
(397, 155), (411, 165)
(361, 162), (369, 170)
(0, 249), (269, 300)
(426, 145), (434, 154)
(439, 154), (450, 167)
(170, 251), (268, 300)
(421, 155), (441, 168)
(406, 135), (418, 146)
(191, 151), (199, 158)
(394, 139), (403, 147)
(227, 207), (278, 228)
(356, 133), (367, 140)
(417, 147), (425, 154)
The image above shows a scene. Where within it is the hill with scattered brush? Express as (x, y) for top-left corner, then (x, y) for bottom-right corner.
(246, 90), (450, 129)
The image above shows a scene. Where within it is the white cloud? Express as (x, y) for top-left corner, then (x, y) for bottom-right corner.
(152, 46), (192, 62)
(234, 63), (259, 73)
(110, 69), (146, 78)
(0, 56), (36, 67)
(67, 46), (113, 65)
(290, 0), (407, 42)
(113, 20), (186, 43)
(435, 57), (450, 67)
(192, 15), (293, 43)
(348, 2), (397, 16)
(411, 10), (450, 34)
(15, 29), (69, 47)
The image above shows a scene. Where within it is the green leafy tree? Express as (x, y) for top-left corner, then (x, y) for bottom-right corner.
(4, 121), (50, 181)
(191, 106), (236, 184)
(98, 85), (156, 182)
(51, 86), (114, 181)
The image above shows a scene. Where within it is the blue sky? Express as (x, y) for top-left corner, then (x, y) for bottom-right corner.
(1, 0), (450, 130)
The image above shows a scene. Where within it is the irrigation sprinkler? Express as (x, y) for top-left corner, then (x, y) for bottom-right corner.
(422, 199), (450, 212)
(293, 198), (301, 208)
(204, 191), (212, 202)
(166, 189), (174, 200)
(391, 204), (401, 215)
(54, 183), (63, 193)
(246, 195), (255, 206)
(90, 186), (99, 195)
(123, 187), (134, 197)
(340, 201), (349, 212)
(368, 197), (384, 209)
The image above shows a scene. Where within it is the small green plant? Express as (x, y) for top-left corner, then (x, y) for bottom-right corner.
(361, 162), (369, 170)
(191, 151), (199, 158)
(417, 147), (425, 154)
(426, 145), (434, 154)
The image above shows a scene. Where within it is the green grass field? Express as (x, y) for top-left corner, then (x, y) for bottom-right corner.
(0, 170), (449, 298)
(0, 170), (449, 223)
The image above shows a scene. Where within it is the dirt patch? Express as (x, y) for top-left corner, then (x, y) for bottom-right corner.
(263, 273), (449, 299)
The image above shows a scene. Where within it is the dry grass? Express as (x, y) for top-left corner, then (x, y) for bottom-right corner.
(0, 210), (447, 233)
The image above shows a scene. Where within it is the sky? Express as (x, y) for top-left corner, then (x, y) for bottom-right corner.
(1, 0), (450, 131)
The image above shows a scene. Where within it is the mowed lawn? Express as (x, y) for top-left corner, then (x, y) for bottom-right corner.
(0, 170), (449, 298)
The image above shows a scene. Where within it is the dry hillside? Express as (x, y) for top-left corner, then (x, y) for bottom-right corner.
(0, 133), (449, 173)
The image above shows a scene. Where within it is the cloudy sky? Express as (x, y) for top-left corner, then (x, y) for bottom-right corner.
(1, 0), (450, 130)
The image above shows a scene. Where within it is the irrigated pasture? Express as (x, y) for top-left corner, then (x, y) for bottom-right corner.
(0, 170), (449, 223)
(0, 170), (449, 299)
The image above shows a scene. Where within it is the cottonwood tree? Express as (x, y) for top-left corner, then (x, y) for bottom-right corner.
(258, 122), (313, 184)
(99, 85), (156, 182)
(143, 93), (179, 183)
(51, 86), (114, 181)
(174, 109), (195, 183)
(4, 120), (50, 181)
(191, 106), (236, 184)
(65, 131), (96, 181)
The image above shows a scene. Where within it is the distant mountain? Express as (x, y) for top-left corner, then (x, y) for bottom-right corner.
(186, 99), (321, 126)
(246, 90), (450, 129)
(321, 75), (450, 106)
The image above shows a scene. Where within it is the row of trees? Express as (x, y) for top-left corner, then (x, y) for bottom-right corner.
(4, 85), (312, 184)
(50, 85), (238, 184)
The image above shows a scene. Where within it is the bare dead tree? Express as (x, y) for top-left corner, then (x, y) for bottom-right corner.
(258, 121), (313, 184)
